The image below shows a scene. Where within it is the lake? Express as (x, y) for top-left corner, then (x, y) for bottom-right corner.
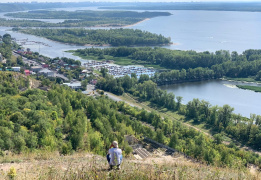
(0, 8), (261, 117)
(159, 80), (261, 118)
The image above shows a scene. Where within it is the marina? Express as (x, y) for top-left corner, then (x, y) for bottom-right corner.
(15, 38), (52, 47)
(83, 60), (155, 78)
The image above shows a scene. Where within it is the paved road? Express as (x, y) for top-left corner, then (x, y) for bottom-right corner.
(105, 92), (141, 108)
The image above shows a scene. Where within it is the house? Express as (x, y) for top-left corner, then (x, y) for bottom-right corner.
(63, 81), (82, 90)
(24, 70), (30, 76)
(65, 66), (71, 70)
(31, 66), (42, 72)
(42, 63), (49, 68)
(38, 68), (55, 77)
(0, 53), (3, 62)
(12, 67), (21, 72)
(70, 64), (79, 69)
(90, 79), (97, 85)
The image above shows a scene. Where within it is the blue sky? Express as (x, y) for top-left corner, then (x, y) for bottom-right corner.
(1, 0), (261, 3)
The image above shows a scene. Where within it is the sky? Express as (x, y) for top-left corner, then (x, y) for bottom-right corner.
(1, 0), (261, 3)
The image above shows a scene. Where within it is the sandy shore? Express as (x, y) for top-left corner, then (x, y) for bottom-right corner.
(123, 18), (150, 28)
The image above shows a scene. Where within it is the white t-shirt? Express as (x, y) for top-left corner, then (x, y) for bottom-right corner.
(108, 148), (122, 165)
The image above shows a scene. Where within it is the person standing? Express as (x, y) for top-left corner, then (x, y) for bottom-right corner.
(107, 141), (123, 170)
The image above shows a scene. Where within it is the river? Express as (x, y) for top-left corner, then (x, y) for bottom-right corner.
(0, 8), (261, 117)
(159, 80), (261, 117)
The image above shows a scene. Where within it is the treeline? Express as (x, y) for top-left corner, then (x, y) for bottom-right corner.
(6, 10), (171, 19)
(3, 10), (171, 28)
(96, 73), (261, 151)
(0, 2), (107, 13)
(18, 28), (171, 46)
(1, 72), (261, 168)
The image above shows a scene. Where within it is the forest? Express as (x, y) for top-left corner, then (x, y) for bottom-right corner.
(74, 47), (261, 84)
(0, 71), (261, 169)
(2, 10), (170, 28)
(17, 28), (171, 46)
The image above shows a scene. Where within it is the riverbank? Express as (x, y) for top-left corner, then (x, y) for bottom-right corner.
(222, 77), (261, 84)
(237, 85), (261, 93)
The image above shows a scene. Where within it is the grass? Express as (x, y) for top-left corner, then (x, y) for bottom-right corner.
(237, 85), (261, 92)
(0, 151), (258, 180)
(224, 77), (261, 83)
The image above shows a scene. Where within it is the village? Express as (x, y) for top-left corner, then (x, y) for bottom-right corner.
(0, 45), (155, 92)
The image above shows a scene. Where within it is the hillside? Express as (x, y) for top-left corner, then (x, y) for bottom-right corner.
(0, 71), (261, 179)
(0, 151), (259, 180)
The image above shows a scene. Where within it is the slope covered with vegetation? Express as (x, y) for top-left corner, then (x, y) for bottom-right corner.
(0, 71), (260, 170)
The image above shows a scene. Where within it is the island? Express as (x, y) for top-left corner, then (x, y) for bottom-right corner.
(2, 10), (171, 27)
(15, 28), (172, 46)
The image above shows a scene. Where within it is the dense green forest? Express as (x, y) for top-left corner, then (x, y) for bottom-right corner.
(73, 47), (261, 84)
(17, 28), (171, 46)
(0, 71), (261, 168)
(96, 72), (261, 152)
(2, 10), (170, 28)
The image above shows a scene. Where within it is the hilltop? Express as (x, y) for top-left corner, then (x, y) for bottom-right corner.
(0, 151), (258, 180)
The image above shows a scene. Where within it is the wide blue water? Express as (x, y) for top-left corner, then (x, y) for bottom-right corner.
(130, 10), (261, 53)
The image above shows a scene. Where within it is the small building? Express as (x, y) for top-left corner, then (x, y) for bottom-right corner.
(6, 68), (14, 71)
(90, 79), (97, 85)
(70, 64), (79, 69)
(12, 67), (21, 72)
(42, 63), (49, 68)
(24, 70), (30, 76)
(38, 68), (55, 77)
(31, 66), (42, 72)
(63, 81), (82, 90)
